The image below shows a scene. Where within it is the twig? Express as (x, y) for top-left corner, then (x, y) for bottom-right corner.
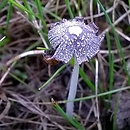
(6, 50), (45, 66)
(95, 58), (102, 130)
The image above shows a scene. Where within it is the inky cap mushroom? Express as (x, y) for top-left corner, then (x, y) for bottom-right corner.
(48, 17), (104, 64)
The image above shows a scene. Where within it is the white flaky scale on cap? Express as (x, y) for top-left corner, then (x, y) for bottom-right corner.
(48, 17), (105, 64)
(68, 26), (82, 36)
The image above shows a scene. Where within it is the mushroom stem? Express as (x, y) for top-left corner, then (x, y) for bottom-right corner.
(66, 56), (79, 117)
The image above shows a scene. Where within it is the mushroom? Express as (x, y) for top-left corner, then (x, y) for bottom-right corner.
(48, 17), (105, 117)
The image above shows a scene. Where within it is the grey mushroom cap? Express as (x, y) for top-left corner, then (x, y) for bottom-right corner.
(48, 17), (105, 64)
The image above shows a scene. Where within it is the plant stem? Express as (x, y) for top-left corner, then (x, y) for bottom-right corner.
(66, 56), (79, 117)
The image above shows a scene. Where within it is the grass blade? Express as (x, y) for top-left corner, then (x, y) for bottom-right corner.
(52, 99), (85, 130)
(39, 64), (67, 90)
(6, 2), (13, 29)
(0, 0), (8, 10)
(64, 0), (74, 18)
(0, 36), (10, 47)
(35, 0), (47, 33)
(9, 0), (41, 20)
(106, 32), (114, 100)
(79, 67), (95, 91)
(96, 0), (129, 83)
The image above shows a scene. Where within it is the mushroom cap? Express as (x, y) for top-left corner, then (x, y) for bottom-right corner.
(48, 17), (105, 64)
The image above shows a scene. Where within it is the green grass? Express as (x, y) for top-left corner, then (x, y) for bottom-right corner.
(39, 64), (67, 90)
(96, 0), (128, 78)
(52, 99), (85, 130)
(0, 0), (8, 10)
(106, 32), (114, 101)
(6, 2), (13, 29)
(64, 0), (74, 18)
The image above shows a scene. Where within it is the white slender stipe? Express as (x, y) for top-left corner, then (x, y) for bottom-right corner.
(66, 56), (79, 117)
